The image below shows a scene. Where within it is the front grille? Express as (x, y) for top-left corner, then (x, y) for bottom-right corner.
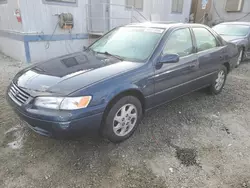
(8, 83), (31, 106)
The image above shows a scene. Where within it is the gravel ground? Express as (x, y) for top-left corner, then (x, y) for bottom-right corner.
(0, 53), (250, 188)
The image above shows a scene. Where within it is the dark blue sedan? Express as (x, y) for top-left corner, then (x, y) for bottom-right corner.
(7, 23), (239, 142)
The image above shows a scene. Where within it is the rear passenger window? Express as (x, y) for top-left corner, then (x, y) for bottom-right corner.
(193, 28), (217, 52)
(163, 28), (193, 57)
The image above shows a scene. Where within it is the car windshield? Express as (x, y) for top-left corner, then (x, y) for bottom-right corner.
(213, 24), (250, 36)
(89, 27), (165, 62)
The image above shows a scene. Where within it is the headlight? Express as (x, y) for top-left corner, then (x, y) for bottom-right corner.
(34, 96), (92, 110)
(34, 97), (63, 109)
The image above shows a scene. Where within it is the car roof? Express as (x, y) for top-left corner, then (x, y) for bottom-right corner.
(217, 22), (250, 26)
(127, 22), (181, 29)
(126, 22), (207, 29)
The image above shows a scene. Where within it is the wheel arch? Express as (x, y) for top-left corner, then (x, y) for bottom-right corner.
(105, 88), (145, 115)
(223, 62), (230, 73)
(100, 88), (146, 133)
(238, 45), (245, 52)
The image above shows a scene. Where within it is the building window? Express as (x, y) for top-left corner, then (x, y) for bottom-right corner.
(126, 0), (143, 9)
(225, 0), (244, 12)
(43, 0), (77, 6)
(0, 0), (7, 4)
(172, 0), (184, 13)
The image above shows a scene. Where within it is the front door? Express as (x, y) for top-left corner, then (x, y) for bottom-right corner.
(88, 0), (110, 34)
(152, 28), (200, 107)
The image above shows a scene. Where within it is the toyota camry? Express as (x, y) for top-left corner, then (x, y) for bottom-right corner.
(7, 22), (239, 142)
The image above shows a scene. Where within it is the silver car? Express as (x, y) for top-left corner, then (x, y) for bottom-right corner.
(213, 22), (250, 67)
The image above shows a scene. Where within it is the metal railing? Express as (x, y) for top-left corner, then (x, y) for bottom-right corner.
(86, 3), (148, 35)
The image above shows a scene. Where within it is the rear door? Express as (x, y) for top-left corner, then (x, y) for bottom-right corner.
(191, 27), (226, 87)
(151, 27), (200, 107)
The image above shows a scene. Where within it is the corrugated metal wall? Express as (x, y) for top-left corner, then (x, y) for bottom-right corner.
(0, 0), (192, 63)
(0, 0), (25, 61)
(0, 0), (23, 32)
(20, 0), (88, 34)
(19, 0), (90, 62)
(110, 0), (192, 23)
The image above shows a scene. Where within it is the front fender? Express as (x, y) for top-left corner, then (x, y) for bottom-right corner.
(71, 80), (145, 110)
(105, 83), (143, 103)
(235, 39), (248, 50)
(70, 64), (153, 109)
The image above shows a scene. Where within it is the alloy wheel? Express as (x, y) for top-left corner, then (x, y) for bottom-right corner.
(215, 70), (225, 91)
(237, 49), (243, 66)
(113, 104), (138, 137)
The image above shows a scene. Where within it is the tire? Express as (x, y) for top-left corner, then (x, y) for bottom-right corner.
(209, 65), (227, 95)
(102, 96), (142, 143)
(236, 48), (244, 68)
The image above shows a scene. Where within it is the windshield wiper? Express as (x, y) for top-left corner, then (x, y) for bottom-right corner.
(84, 46), (96, 54)
(97, 51), (124, 61)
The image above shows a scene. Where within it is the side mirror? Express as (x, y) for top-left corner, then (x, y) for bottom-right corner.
(83, 46), (87, 51)
(160, 54), (179, 64)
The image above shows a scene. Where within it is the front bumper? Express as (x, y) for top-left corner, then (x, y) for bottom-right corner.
(7, 94), (104, 138)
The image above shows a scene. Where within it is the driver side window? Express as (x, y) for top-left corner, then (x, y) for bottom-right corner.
(163, 28), (193, 57)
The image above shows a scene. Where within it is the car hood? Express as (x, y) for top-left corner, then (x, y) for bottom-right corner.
(221, 35), (245, 43)
(13, 51), (142, 96)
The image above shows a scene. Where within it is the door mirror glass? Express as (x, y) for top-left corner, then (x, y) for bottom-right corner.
(160, 54), (179, 63)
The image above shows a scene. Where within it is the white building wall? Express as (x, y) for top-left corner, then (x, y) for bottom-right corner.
(109, 0), (151, 29)
(19, 0), (89, 62)
(20, 0), (88, 34)
(211, 0), (250, 24)
(0, 0), (23, 32)
(89, 0), (192, 32)
(109, 0), (192, 25)
(168, 0), (192, 22)
(151, 0), (192, 22)
(0, 0), (25, 61)
(29, 39), (87, 62)
(0, 36), (26, 62)
(1, 0), (193, 63)
(109, 2), (137, 29)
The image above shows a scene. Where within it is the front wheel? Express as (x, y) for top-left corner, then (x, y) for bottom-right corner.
(209, 65), (227, 95)
(102, 96), (142, 143)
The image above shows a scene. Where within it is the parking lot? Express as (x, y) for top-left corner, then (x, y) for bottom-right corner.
(0, 53), (250, 188)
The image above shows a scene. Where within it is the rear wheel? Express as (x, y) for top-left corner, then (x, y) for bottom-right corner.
(209, 65), (227, 95)
(102, 96), (142, 143)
